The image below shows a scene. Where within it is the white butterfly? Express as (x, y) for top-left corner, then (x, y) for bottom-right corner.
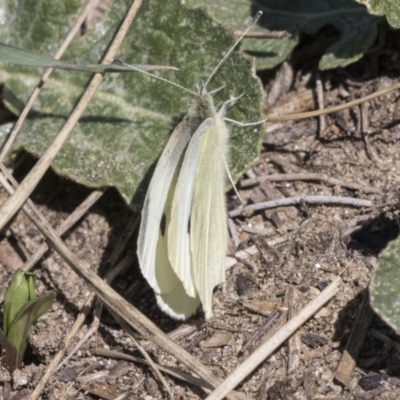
(137, 11), (264, 320)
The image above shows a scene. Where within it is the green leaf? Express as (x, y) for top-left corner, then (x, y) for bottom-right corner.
(0, 0), (83, 52)
(3, 270), (36, 336)
(0, 328), (18, 373)
(0, 0), (265, 208)
(7, 291), (56, 370)
(185, 0), (379, 70)
(370, 237), (400, 334)
(356, 0), (400, 28)
(2, 269), (55, 371)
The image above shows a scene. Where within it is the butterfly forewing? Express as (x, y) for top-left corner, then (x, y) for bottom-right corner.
(168, 117), (215, 298)
(190, 111), (229, 319)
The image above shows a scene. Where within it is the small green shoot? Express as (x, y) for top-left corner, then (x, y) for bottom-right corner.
(0, 269), (55, 372)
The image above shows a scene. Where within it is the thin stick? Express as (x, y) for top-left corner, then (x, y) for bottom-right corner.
(225, 238), (288, 270)
(233, 30), (291, 39)
(370, 328), (400, 353)
(287, 288), (301, 374)
(0, 0), (102, 162)
(107, 213), (140, 267)
(28, 291), (97, 400)
(91, 347), (213, 389)
(228, 218), (240, 248)
(24, 189), (104, 271)
(114, 314), (172, 397)
(205, 277), (341, 400)
(315, 71), (326, 136)
(267, 81), (400, 122)
(54, 255), (131, 372)
(0, 163), (102, 296)
(0, 0), (142, 231)
(239, 310), (280, 354)
(27, 252), (131, 400)
(240, 173), (382, 194)
(229, 196), (372, 217)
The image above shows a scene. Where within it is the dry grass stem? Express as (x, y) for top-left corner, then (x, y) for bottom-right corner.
(92, 347), (214, 390)
(267, 80), (400, 122)
(287, 288), (301, 374)
(240, 310), (280, 354)
(23, 189), (104, 271)
(205, 277), (341, 400)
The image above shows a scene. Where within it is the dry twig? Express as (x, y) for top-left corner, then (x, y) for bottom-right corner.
(241, 173), (382, 194)
(240, 310), (280, 354)
(229, 196), (372, 217)
(91, 347), (213, 389)
(267, 81), (400, 122)
(287, 288), (301, 374)
(315, 71), (326, 136)
(233, 29), (291, 39)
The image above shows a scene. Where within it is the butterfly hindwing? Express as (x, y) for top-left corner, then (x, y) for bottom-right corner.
(137, 117), (192, 296)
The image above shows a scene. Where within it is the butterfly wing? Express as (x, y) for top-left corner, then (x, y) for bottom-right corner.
(191, 113), (229, 319)
(138, 93), (216, 320)
(137, 117), (194, 301)
(168, 118), (214, 298)
(153, 168), (201, 319)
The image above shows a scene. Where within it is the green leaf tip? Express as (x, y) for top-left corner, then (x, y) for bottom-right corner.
(370, 236), (400, 334)
(355, 0), (400, 29)
(0, 42), (178, 73)
(3, 269), (36, 336)
(2, 269), (56, 371)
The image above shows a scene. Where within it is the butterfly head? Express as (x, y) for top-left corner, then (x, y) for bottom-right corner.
(184, 83), (216, 125)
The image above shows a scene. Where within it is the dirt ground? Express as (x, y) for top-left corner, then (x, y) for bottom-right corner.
(2, 18), (400, 400)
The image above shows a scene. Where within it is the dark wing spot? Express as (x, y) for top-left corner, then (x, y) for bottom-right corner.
(187, 216), (191, 234)
(160, 214), (167, 236)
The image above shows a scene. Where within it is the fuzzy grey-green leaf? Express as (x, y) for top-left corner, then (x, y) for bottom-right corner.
(356, 0), (400, 28)
(7, 290), (56, 370)
(186, 0), (379, 70)
(0, 0), (265, 208)
(370, 237), (400, 334)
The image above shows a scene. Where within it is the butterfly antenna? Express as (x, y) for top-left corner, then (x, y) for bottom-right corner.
(224, 157), (244, 204)
(204, 10), (263, 89)
(113, 59), (195, 96)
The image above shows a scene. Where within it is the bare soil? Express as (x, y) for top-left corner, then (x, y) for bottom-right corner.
(2, 20), (400, 400)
